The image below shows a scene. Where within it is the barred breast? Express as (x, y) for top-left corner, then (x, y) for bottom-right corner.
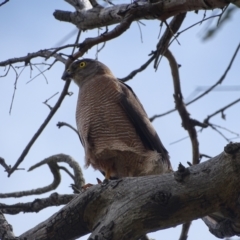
(76, 74), (166, 178)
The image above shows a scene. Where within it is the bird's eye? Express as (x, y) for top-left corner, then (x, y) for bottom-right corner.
(79, 62), (86, 68)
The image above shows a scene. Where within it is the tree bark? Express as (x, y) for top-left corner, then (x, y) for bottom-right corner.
(19, 143), (240, 240)
(53, 0), (229, 30)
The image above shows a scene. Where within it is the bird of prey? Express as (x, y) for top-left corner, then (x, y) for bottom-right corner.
(62, 59), (172, 180)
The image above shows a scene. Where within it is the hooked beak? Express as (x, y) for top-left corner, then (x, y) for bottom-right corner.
(61, 71), (72, 81)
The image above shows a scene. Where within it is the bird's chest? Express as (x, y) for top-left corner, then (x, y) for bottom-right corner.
(76, 79), (123, 141)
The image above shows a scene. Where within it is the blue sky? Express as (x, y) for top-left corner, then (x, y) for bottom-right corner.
(0, 0), (240, 239)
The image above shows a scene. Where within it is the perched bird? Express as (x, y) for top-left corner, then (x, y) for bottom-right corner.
(62, 59), (172, 180)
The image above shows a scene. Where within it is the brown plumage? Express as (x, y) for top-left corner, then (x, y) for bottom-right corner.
(62, 59), (172, 179)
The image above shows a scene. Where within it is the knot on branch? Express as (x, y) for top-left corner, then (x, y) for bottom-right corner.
(174, 163), (190, 182)
(209, 218), (240, 239)
(190, 119), (208, 128)
(89, 221), (114, 240)
(224, 142), (240, 155)
(151, 191), (171, 205)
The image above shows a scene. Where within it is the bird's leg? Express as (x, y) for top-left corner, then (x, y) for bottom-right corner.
(102, 168), (111, 185)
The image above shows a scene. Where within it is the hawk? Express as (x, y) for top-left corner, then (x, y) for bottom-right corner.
(62, 59), (172, 180)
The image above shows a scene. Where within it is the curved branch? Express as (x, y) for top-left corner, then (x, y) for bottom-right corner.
(164, 49), (200, 164)
(0, 158), (61, 198)
(28, 154), (85, 189)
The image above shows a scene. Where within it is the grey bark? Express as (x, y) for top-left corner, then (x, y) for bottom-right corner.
(53, 0), (229, 31)
(18, 143), (240, 240)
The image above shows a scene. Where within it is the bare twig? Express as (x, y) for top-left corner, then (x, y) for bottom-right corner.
(57, 122), (79, 137)
(43, 92), (59, 110)
(119, 55), (156, 82)
(179, 222), (191, 240)
(211, 124), (239, 137)
(136, 21), (144, 43)
(26, 65), (48, 84)
(154, 13), (186, 69)
(119, 13), (186, 82)
(0, 157), (11, 172)
(8, 80), (71, 177)
(0, 65), (10, 77)
(204, 97), (240, 124)
(208, 124), (230, 142)
(0, 50), (66, 67)
(71, 30), (82, 55)
(9, 65), (25, 115)
(200, 153), (212, 159)
(0, 0), (9, 7)
(150, 41), (240, 121)
(64, 8), (139, 69)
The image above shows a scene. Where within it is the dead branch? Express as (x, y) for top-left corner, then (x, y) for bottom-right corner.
(204, 97), (240, 124)
(119, 13), (186, 82)
(0, 211), (15, 240)
(0, 193), (75, 215)
(164, 49), (200, 165)
(57, 122), (80, 138)
(150, 41), (240, 121)
(0, 160), (61, 198)
(28, 154), (85, 190)
(54, 0), (228, 31)
(164, 48), (200, 239)
(0, 50), (66, 67)
(17, 142), (240, 240)
(7, 81), (71, 177)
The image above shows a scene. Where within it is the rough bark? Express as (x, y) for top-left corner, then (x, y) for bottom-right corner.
(53, 0), (229, 30)
(18, 143), (240, 240)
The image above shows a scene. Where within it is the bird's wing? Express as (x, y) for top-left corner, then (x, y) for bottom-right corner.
(119, 81), (171, 168)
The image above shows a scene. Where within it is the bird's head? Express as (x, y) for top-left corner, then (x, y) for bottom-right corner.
(62, 59), (113, 87)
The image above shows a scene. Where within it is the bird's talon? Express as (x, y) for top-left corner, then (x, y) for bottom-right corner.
(102, 178), (109, 186)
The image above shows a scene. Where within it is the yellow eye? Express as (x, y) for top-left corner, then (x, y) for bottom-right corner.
(79, 61), (86, 68)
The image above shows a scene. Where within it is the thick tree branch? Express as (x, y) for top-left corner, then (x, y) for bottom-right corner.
(54, 0), (228, 30)
(18, 143), (240, 240)
(0, 211), (15, 240)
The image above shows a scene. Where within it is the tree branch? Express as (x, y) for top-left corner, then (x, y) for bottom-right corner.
(164, 49), (200, 164)
(150, 41), (240, 121)
(0, 211), (15, 240)
(0, 193), (75, 215)
(54, 0), (228, 31)
(18, 143), (240, 240)
(7, 81), (71, 177)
